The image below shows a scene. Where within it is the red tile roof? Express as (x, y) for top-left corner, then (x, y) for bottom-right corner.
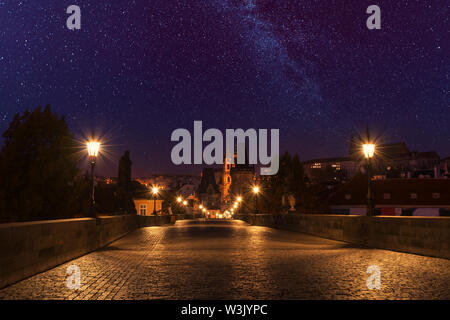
(329, 173), (450, 206)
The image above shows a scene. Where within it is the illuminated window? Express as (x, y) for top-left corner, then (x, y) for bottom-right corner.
(140, 204), (147, 215)
(331, 164), (341, 170)
(432, 193), (440, 199)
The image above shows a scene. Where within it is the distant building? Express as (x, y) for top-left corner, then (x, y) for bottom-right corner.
(304, 139), (444, 183)
(132, 180), (164, 215)
(197, 148), (255, 213)
(329, 173), (450, 216)
(178, 184), (197, 202)
(197, 168), (221, 211)
(136, 174), (200, 191)
(375, 144), (441, 176)
(133, 196), (164, 216)
(442, 157), (450, 178)
(303, 157), (358, 183)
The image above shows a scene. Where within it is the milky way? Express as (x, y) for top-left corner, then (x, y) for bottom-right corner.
(0, 0), (448, 176)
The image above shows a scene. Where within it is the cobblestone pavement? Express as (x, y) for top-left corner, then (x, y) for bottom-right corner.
(1, 220), (449, 300)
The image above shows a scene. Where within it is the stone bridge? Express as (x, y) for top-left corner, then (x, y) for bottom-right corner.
(1, 219), (449, 299)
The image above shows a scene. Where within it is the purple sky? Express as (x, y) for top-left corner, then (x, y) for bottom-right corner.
(0, 0), (448, 177)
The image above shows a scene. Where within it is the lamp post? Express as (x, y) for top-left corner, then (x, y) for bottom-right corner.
(87, 141), (100, 218)
(252, 186), (260, 214)
(152, 186), (159, 215)
(236, 196), (242, 215)
(182, 200), (189, 217)
(363, 143), (376, 216)
(175, 196), (183, 215)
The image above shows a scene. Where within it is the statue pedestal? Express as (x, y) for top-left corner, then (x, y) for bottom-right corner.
(288, 194), (296, 212)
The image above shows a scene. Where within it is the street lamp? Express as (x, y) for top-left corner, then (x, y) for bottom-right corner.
(203, 207), (208, 219)
(236, 196), (242, 215)
(363, 143), (376, 216)
(363, 144), (375, 159)
(152, 186), (159, 215)
(87, 141), (100, 217)
(252, 186), (260, 214)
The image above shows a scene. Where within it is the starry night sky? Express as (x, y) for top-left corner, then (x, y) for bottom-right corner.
(0, 0), (448, 177)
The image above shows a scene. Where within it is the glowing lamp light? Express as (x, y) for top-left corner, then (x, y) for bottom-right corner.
(199, 204), (203, 209)
(152, 186), (159, 195)
(252, 186), (260, 194)
(237, 196), (242, 202)
(363, 143), (376, 159)
(177, 196), (182, 203)
(183, 200), (188, 206)
(87, 141), (100, 157)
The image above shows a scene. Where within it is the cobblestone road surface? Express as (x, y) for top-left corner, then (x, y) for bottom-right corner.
(1, 220), (449, 299)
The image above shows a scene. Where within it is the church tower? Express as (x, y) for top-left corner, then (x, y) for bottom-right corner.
(221, 144), (255, 208)
(222, 152), (232, 204)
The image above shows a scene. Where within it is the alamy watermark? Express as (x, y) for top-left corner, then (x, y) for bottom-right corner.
(66, 5), (81, 30)
(170, 121), (279, 175)
(66, 264), (81, 290)
(366, 265), (381, 290)
(65, 5), (381, 31)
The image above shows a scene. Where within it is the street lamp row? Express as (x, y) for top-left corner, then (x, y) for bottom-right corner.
(363, 142), (376, 216)
(87, 141), (100, 217)
(152, 186), (160, 215)
(85, 140), (376, 218)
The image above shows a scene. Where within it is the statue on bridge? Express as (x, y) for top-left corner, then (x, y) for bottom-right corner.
(117, 151), (136, 214)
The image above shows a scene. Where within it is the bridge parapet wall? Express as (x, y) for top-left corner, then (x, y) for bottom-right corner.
(238, 214), (450, 260)
(0, 214), (173, 289)
(138, 214), (172, 227)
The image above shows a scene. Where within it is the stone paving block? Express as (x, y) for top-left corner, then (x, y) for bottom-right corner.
(0, 222), (449, 300)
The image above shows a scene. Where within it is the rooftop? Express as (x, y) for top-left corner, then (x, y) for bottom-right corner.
(330, 173), (450, 206)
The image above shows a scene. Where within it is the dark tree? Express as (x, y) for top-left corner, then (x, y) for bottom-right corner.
(259, 151), (292, 213)
(0, 106), (88, 222)
(116, 151), (136, 214)
(290, 154), (305, 203)
(259, 151), (322, 214)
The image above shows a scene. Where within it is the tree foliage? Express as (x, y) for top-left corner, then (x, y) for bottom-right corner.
(0, 106), (88, 222)
(258, 151), (322, 214)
